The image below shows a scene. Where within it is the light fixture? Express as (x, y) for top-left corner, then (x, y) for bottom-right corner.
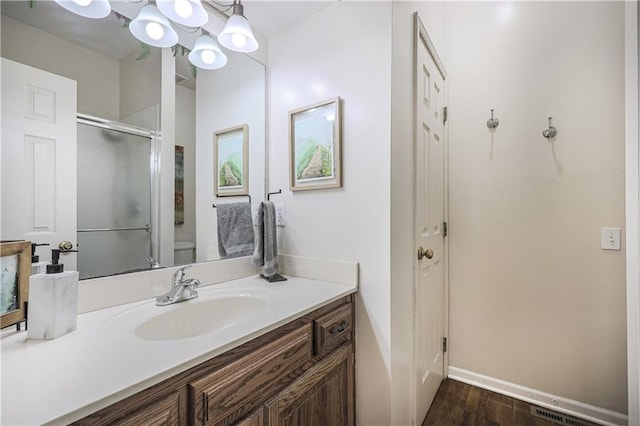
(53, 0), (262, 71)
(129, 4), (179, 48)
(188, 33), (228, 70)
(157, 0), (208, 27)
(54, 0), (111, 19)
(218, 1), (258, 53)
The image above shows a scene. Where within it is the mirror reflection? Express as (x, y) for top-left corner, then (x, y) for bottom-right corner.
(0, 1), (266, 279)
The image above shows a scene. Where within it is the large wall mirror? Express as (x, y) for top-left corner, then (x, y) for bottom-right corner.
(0, 1), (266, 279)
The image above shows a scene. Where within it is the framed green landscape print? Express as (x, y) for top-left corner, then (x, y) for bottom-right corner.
(214, 124), (249, 197)
(289, 97), (342, 191)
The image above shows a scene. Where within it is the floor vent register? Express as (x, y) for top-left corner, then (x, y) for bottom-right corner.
(529, 406), (597, 426)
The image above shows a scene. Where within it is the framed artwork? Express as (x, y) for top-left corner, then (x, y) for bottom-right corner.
(1, 241), (30, 329)
(214, 124), (249, 197)
(175, 145), (185, 225)
(289, 97), (342, 191)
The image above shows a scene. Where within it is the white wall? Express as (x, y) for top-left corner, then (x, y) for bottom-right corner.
(267, 3), (392, 424)
(195, 50), (266, 262)
(174, 85), (196, 245)
(446, 1), (627, 415)
(1, 16), (119, 120)
(119, 48), (161, 125)
(159, 50), (176, 267)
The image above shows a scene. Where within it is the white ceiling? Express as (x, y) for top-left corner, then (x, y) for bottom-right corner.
(1, 0), (140, 60)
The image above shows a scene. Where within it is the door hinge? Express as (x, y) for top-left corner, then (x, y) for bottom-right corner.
(443, 337), (448, 353)
(443, 222), (448, 237)
(443, 106), (448, 124)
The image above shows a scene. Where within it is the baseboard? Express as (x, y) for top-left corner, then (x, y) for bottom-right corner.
(447, 367), (628, 426)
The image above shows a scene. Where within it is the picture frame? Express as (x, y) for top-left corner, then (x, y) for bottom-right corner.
(214, 124), (249, 197)
(289, 97), (342, 191)
(1, 241), (30, 329)
(175, 145), (185, 225)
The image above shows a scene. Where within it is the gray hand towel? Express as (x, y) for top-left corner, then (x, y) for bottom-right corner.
(216, 202), (255, 259)
(251, 201), (279, 277)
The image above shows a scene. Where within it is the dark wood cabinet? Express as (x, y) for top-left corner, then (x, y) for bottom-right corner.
(235, 410), (264, 426)
(266, 344), (354, 426)
(189, 325), (313, 426)
(75, 390), (186, 426)
(75, 295), (354, 426)
(114, 391), (183, 426)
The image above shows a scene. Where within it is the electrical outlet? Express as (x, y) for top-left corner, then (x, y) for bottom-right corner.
(275, 204), (285, 227)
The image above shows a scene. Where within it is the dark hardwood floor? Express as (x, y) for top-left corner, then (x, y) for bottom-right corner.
(422, 379), (557, 426)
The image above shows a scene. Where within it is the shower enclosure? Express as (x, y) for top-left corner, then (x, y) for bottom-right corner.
(76, 115), (159, 279)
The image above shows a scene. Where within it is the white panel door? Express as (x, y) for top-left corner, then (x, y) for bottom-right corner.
(414, 16), (447, 425)
(1, 58), (77, 270)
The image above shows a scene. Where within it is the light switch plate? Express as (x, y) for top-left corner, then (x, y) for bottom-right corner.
(601, 228), (621, 251)
(275, 204), (285, 227)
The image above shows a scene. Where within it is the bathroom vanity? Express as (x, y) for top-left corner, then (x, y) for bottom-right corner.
(75, 295), (354, 425)
(1, 258), (358, 426)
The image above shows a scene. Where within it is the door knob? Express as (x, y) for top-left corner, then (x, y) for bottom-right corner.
(418, 247), (434, 260)
(58, 241), (74, 251)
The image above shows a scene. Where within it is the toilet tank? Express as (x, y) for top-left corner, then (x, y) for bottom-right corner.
(174, 241), (195, 265)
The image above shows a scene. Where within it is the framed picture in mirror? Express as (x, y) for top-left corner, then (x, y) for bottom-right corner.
(1, 240), (30, 329)
(214, 124), (249, 197)
(289, 97), (342, 191)
(175, 145), (185, 225)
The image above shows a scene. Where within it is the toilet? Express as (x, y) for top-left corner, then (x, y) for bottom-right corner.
(174, 241), (195, 265)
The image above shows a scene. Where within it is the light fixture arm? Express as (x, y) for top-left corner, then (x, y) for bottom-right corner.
(201, 0), (232, 22)
(231, 1), (243, 16)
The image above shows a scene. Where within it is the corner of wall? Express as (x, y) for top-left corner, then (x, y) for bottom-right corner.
(625, 1), (640, 423)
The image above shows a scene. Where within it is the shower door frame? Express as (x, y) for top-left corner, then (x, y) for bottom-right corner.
(76, 113), (161, 270)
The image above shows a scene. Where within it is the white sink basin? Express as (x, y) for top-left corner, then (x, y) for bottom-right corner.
(135, 296), (268, 341)
(99, 286), (274, 342)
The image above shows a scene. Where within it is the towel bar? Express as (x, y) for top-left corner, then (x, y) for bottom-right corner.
(212, 194), (251, 208)
(267, 189), (282, 201)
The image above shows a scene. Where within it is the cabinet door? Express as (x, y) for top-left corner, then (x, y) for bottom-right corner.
(266, 344), (354, 426)
(189, 324), (312, 426)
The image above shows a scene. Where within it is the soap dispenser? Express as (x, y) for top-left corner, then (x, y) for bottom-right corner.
(30, 243), (50, 275)
(27, 249), (79, 340)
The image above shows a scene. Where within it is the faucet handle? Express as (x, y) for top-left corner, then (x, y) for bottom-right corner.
(172, 265), (192, 285)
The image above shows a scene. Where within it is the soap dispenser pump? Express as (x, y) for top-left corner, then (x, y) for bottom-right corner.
(30, 243), (50, 275)
(28, 248), (79, 340)
(31, 243), (49, 262)
(46, 248), (77, 274)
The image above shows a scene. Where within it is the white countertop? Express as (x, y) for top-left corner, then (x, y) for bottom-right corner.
(1, 275), (356, 425)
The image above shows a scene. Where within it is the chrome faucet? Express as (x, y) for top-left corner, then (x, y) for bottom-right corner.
(155, 266), (200, 306)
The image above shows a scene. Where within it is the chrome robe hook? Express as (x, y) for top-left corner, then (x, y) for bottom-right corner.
(486, 109), (499, 129)
(542, 117), (557, 139)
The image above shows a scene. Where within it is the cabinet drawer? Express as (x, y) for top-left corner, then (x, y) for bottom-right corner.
(73, 390), (183, 426)
(114, 391), (181, 426)
(313, 303), (353, 355)
(189, 324), (312, 426)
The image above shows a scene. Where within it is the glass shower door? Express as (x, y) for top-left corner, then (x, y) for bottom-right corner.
(77, 122), (153, 279)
